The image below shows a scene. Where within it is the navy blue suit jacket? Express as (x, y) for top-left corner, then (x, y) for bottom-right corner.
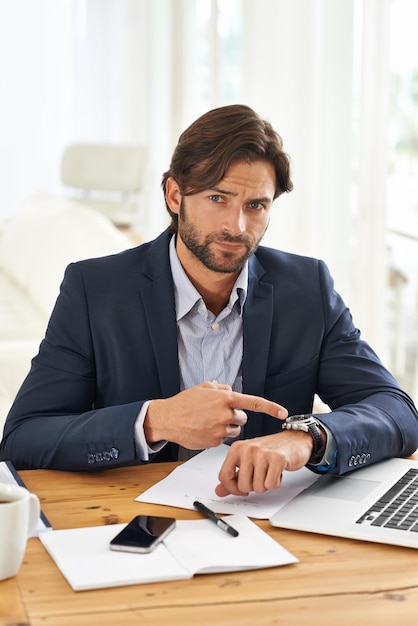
(1, 230), (417, 471)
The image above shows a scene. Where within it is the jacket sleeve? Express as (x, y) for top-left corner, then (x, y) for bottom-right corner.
(0, 262), (148, 471)
(313, 260), (418, 474)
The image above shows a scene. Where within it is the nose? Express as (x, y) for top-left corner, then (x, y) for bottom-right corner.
(223, 206), (246, 236)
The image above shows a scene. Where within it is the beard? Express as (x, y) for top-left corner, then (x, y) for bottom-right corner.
(177, 200), (267, 274)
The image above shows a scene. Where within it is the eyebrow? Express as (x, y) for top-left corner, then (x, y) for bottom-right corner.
(210, 187), (272, 204)
(210, 186), (237, 197)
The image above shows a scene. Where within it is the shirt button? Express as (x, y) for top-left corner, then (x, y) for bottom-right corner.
(211, 322), (219, 331)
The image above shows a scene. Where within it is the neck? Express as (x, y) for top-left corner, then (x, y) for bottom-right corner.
(189, 272), (238, 316)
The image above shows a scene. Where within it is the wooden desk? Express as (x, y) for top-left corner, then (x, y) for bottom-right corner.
(2, 459), (418, 626)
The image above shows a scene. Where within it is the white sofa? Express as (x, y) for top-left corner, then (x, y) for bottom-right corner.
(0, 195), (133, 432)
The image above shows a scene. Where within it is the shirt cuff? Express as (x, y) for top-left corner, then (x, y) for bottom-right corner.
(134, 401), (167, 461)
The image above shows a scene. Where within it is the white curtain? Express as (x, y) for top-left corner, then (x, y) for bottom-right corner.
(0, 0), (408, 374)
(0, 0), (76, 218)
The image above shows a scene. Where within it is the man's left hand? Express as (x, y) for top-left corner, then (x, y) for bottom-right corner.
(215, 430), (314, 496)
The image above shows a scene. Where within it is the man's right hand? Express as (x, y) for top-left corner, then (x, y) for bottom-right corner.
(143, 381), (288, 450)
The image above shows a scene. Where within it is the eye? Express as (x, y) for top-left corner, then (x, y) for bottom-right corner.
(209, 194), (223, 204)
(248, 201), (264, 210)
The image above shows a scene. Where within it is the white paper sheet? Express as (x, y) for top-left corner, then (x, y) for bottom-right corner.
(136, 444), (318, 519)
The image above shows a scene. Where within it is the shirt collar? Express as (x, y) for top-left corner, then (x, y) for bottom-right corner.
(169, 235), (248, 321)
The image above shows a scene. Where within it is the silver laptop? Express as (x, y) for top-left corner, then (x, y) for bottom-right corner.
(270, 457), (418, 549)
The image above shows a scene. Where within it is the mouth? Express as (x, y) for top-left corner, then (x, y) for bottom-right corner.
(214, 240), (248, 253)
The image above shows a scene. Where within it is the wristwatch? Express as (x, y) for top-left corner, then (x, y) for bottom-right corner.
(282, 414), (326, 464)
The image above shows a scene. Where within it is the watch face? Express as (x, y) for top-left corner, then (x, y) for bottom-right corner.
(288, 414), (311, 423)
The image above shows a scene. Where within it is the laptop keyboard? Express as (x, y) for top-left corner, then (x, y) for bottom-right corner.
(356, 468), (418, 532)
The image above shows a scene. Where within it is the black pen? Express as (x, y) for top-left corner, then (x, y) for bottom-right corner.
(193, 500), (239, 537)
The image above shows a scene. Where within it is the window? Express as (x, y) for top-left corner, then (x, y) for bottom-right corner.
(386, 0), (418, 399)
(194, 0), (242, 109)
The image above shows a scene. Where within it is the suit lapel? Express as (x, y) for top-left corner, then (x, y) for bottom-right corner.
(139, 232), (180, 398)
(242, 256), (274, 437)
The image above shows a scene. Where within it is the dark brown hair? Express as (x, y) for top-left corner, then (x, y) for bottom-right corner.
(162, 104), (293, 232)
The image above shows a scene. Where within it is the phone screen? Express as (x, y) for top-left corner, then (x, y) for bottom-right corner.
(109, 515), (176, 553)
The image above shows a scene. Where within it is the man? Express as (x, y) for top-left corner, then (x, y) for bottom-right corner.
(1, 105), (417, 498)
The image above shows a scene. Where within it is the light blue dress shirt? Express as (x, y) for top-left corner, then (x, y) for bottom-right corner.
(173, 240), (247, 394)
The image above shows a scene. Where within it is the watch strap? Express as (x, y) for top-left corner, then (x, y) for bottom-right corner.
(307, 420), (326, 464)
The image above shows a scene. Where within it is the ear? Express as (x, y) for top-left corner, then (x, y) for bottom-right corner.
(165, 177), (182, 215)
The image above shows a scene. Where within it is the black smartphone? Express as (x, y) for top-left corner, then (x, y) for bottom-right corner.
(109, 515), (176, 553)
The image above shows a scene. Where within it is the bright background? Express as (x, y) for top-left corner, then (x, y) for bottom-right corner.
(0, 0), (417, 401)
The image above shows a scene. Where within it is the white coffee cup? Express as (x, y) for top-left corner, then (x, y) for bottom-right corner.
(0, 483), (40, 580)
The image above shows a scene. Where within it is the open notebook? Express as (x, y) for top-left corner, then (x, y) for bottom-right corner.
(40, 514), (297, 590)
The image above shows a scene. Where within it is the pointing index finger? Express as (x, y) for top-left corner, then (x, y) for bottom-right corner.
(230, 392), (288, 419)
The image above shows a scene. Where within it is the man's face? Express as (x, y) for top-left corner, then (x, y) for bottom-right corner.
(171, 160), (276, 274)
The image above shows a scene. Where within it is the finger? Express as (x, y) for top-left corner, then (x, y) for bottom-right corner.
(225, 424), (242, 439)
(251, 458), (270, 493)
(217, 446), (250, 496)
(215, 477), (249, 497)
(264, 462), (284, 491)
(235, 464), (255, 495)
(230, 409), (247, 427)
(251, 454), (283, 492)
(207, 381), (232, 390)
(229, 393), (288, 419)
(215, 482), (236, 497)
